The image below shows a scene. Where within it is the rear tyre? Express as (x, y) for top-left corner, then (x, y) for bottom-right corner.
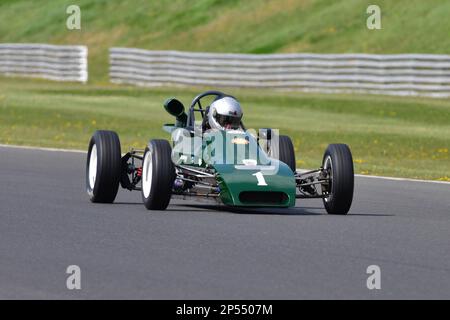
(86, 130), (122, 203)
(141, 139), (175, 210)
(322, 144), (354, 215)
(272, 135), (296, 172)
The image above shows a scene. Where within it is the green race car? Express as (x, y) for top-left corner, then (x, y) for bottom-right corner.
(86, 91), (354, 214)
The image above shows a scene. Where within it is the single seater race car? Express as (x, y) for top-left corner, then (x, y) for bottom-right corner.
(86, 90), (354, 214)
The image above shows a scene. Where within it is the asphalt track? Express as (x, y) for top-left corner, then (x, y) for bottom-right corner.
(0, 145), (449, 299)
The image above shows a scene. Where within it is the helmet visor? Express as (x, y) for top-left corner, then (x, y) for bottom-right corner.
(215, 114), (241, 129)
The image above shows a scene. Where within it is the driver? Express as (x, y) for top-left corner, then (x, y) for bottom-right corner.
(206, 96), (243, 131)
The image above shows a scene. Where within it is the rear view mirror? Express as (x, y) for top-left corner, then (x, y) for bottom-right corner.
(258, 128), (274, 155)
(259, 128), (272, 140)
(164, 98), (185, 117)
(164, 98), (187, 127)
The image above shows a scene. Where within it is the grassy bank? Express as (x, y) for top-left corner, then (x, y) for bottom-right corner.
(1, 77), (449, 181)
(1, 0), (450, 82)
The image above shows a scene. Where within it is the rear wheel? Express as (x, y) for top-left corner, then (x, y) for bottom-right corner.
(322, 144), (354, 215)
(141, 139), (175, 210)
(270, 135), (296, 172)
(86, 130), (122, 203)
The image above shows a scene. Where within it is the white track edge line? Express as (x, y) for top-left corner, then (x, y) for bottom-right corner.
(0, 144), (86, 154)
(354, 174), (450, 185)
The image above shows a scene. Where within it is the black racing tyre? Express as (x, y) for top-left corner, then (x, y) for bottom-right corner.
(276, 135), (296, 172)
(141, 139), (175, 210)
(322, 144), (354, 215)
(86, 130), (122, 203)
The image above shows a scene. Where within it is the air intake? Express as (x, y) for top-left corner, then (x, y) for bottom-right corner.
(239, 191), (289, 205)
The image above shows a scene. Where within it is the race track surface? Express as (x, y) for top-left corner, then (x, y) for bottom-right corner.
(0, 146), (449, 299)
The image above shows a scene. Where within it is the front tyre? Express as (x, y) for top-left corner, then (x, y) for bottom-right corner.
(86, 130), (122, 203)
(322, 144), (354, 215)
(141, 139), (175, 210)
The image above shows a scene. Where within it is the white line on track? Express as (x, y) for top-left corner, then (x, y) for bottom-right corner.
(354, 174), (450, 185)
(0, 144), (86, 154)
(1, 143), (449, 185)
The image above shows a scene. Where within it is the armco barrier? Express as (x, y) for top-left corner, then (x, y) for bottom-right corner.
(0, 44), (88, 83)
(110, 48), (450, 98)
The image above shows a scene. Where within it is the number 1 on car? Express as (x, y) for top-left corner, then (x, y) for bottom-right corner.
(253, 171), (268, 186)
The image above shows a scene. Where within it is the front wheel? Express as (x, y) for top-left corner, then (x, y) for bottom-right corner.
(86, 130), (122, 203)
(322, 144), (354, 215)
(141, 139), (175, 210)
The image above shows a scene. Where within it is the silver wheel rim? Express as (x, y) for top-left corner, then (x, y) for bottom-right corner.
(88, 144), (98, 189)
(142, 151), (153, 198)
(323, 155), (333, 202)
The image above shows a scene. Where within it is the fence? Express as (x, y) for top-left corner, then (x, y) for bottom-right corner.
(110, 48), (450, 98)
(0, 44), (88, 83)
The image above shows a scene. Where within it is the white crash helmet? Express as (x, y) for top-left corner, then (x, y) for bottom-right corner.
(208, 96), (243, 130)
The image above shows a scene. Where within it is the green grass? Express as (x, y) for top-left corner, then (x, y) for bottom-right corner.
(1, 0), (450, 82)
(1, 77), (449, 181)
